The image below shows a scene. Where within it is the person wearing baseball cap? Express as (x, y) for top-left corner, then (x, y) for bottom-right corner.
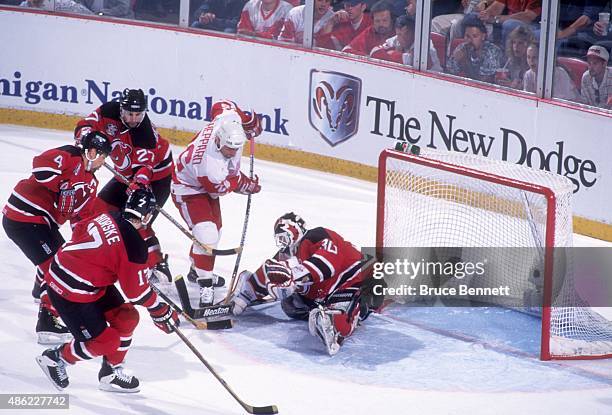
(580, 45), (611, 109)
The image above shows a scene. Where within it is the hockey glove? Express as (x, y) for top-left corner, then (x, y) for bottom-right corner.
(128, 166), (153, 194)
(264, 259), (296, 300)
(243, 110), (262, 140)
(148, 302), (180, 334)
(236, 174), (261, 195)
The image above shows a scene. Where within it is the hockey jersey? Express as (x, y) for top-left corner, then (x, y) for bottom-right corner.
(172, 100), (252, 198)
(3, 145), (99, 227)
(237, 0), (293, 39)
(45, 211), (159, 307)
(74, 101), (173, 182)
(342, 26), (390, 56)
(278, 5), (335, 44)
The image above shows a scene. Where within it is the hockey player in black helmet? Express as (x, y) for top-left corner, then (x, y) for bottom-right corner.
(2, 131), (111, 345)
(37, 186), (179, 393)
(119, 88), (147, 129)
(74, 88), (175, 284)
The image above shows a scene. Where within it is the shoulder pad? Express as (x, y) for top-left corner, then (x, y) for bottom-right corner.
(100, 101), (121, 119)
(303, 227), (329, 244)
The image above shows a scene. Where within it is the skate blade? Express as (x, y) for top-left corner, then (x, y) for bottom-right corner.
(37, 332), (73, 345)
(35, 356), (67, 391)
(98, 382), (140, 393)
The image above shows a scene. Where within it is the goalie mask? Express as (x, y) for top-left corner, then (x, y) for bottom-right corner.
(123, 188), (157, 226)
(274, 212), (306, 253)
(213, 113), (247, 151)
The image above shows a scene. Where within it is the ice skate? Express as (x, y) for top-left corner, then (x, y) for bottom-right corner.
(36, 305), (72, 345)
(36, 346), (69, 390)
(308, 307), (342, 356)
(98, 358), (140, 393)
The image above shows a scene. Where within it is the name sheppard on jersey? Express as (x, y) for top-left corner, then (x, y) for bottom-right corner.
(0, 71), (289, 135)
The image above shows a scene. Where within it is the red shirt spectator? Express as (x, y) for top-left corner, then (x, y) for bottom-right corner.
(342, 0), (395, 55)
(316, 0), (372, 50)
(279, 0), (335, 44)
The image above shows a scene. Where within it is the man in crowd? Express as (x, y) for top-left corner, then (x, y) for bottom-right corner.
(316, 0), (372, 51)
(237, 0), (293, 39)
(581, 45), (612, 108)
(343, 0), (396, 55)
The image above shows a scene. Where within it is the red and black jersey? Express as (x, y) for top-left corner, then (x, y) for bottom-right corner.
(295, 227), (365, 301)
(45, 211), (159, 307)
(3, 145), (99, 227)
(74, 101), (173, 182)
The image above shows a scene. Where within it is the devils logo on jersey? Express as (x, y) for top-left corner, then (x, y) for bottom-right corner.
(110, 140), (132, 171)
(309, 70), (361, 147)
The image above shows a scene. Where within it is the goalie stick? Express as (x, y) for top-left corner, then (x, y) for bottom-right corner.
(150, 280), (233, 330)
(102, 162), (240, 256)
(171, 324), (278, 414)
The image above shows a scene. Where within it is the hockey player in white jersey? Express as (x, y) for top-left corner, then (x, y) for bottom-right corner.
(171, 100), (262, 306)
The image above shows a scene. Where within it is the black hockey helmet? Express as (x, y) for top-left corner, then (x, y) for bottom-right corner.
(123, 188), (157, 225)
(120, 88), (147, 112)
(81, 130), (112, 156)
(274, 212), (306, 252)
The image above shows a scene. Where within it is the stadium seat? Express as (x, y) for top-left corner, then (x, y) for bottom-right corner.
(556, 57), (587, 91)
(430, 32), (447, 69)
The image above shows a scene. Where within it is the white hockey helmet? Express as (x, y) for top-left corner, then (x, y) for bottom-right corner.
(274, 212), (306, 253)
(213, 113), (247, 150)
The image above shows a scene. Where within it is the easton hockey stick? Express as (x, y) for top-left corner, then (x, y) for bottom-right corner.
(102, 162), (240, 256)
(171, 324), (278, 414)
(150, 280), (232, 330)
(223, 136), (256, 303)
(174, 274), (235, 320)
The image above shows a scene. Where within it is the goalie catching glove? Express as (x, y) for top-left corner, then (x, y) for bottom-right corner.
(148, 302), (180, 333)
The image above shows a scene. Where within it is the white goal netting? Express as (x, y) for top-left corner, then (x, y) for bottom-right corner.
(378, 149), (612, 359)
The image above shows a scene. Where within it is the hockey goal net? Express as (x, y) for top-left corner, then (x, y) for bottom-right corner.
(377, 148), (612, 360)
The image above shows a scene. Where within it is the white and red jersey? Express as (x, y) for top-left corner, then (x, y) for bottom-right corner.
(172, 100), (252, 198)
(45, 211), (159, 307)
(278, 5), (335, 44)
(3, 145), (99, 227)
(237, 0), (293, 39)
(74, 102), (173, 182)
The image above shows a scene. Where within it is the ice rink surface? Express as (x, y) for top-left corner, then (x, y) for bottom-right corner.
(0, 125), (610, 415)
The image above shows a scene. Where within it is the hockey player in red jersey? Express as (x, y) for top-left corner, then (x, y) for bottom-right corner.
(74, 88), (174, 283)
(2, 131), (112, 345)
(230, 213), (370, 355)
(172, 100), (262, 306)
(36, 188), (180, 392)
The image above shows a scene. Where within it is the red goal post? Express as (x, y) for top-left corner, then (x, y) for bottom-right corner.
(376, 148), (612, 360)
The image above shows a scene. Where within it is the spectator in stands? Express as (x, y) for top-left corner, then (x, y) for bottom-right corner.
(478, 0), (541, 45)
(20, 0), (93, 13)
(370, 15), (443, 71)
(279, 0), (335, 44)
(498, 25), (533, 88)
(432, 0), (487, 51)
(580, 45), (611, 108)
(556, 0), (609, 58)
(237, 0), (293, 39)
(343, 0), (395, 55)
(523, 42), (580, 101)
(191, 0), (247, 33)
(447, 14), (503, 82)
(316, 0), (371, 50)
(81, 0), (134, 18)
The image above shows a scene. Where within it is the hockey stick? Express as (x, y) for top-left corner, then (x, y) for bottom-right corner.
(150, 280), (233, 330)
(102, 162), (240, 256)
(174, 274), (235, 320)
(223, 138), (256, 304)
(171, 324), (278, 414)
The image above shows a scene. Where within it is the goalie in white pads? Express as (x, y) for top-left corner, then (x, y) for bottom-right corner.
(230, 213), (372, 356)
(171, 100), (262, 306)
